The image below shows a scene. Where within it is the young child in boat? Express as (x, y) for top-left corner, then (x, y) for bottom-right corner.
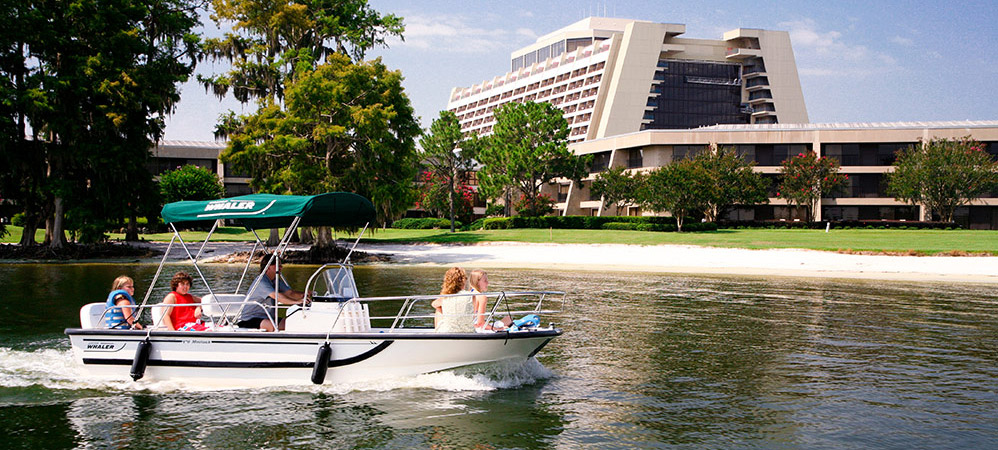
(468, 270), (513, 332)
(105, 275), (143, 329)
(161, 271), (205, 331)
(432, 267), (475, 333)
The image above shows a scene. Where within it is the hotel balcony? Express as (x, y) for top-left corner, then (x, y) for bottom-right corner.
(747, 89), (774, 105)
(742, 64), (767, 79)
(745, 77), (770, 92)
(725, 47), (762, 60)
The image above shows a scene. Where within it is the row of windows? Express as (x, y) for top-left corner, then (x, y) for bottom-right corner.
(511, 38), (607, 71)
(459, 97), (597, 133)
(147, 158), (217, 176)
(619, 142), (998, 169)
(451, 61), (607, 132)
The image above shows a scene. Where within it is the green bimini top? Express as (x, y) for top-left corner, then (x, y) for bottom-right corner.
(161, 192), (375, 229)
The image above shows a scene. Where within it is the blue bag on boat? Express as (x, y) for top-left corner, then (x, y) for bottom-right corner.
(509, 314), (540, 332)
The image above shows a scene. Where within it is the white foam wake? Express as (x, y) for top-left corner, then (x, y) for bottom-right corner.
(0, 347), (118, 391)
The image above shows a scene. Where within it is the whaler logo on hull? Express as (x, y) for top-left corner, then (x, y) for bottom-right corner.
(85, 342), (125, 352)
(204, 200), (256, 212)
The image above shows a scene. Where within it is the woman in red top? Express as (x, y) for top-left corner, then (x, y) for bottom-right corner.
(161, 271), (202, 331)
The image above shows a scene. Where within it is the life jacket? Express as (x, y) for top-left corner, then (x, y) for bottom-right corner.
(105, 289), (136, 329)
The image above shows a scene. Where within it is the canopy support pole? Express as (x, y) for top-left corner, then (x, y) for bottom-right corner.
(342, 222), (369, 264)
(135, 233), (177, 323)
(235, 239), (260, 294)
(170, 223), (218, 305)
(193, 219), (220, 261)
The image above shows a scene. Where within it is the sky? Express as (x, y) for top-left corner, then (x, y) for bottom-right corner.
(162, 0), (998, 142)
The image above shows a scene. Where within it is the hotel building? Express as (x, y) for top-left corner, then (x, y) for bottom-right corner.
(444, 18), (998, 229)
(446, 17), (808, 142)
(149, 140), (251, 196)
(568, 121), (998, 229)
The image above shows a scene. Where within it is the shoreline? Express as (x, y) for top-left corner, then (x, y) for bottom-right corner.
(3, 241), (996, 284)
(356, 242), (998, 284)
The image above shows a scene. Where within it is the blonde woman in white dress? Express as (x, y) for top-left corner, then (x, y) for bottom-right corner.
(431, 267), (475, 333)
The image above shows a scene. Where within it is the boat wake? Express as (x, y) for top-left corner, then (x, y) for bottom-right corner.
(0, 346), (555, 394)
(314, 357), (557, 394)
(0, 347), (116, 391)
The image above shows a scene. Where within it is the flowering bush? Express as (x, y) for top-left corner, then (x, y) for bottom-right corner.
(778, 152), (847, 221)
(416, 171), (475, 221)
(514, 193), (555, 217)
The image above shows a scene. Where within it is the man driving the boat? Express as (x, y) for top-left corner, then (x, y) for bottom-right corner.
(238, 255), (305, 331)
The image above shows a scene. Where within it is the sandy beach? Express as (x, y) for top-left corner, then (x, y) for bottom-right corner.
(355, 242), (998, 284)
(137, 240), (998, 284)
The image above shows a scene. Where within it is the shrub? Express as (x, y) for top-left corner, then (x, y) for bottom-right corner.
(481, 217), (514, 229)
(392, 218), (462, 229)
(602, 222), (639, 231)
(11, 212), (25, 227)
(158, 165), (224, 204)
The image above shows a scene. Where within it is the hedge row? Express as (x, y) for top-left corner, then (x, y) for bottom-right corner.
(464, 216), (718, 232)
(718, 220), (961, 230)
(392, 218), (463, 229)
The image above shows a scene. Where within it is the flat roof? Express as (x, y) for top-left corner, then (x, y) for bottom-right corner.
(158, 140), (228, 148)
(695, 120), (998, 132)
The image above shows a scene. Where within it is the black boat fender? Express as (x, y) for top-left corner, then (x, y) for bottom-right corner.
(130, 339), (152, 381)
(311, 342), (332, 384)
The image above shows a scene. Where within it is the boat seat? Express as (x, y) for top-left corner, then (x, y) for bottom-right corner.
(80, 302), (108, 329)
(150, 305), (167, 329)
(202, 293), (247, 319)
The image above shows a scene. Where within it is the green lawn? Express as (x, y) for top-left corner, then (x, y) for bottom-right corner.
(3, 225), (996, 255)
(349, 228), (998, 255)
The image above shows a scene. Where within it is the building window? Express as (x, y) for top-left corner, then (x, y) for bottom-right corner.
(627, 149), (643, 168)
(822, 142), (913, 166)
(567, 38), (593, 53)
(557, 184), (570, 203)
(590, 151), (611, 173)
(672, 145), (707, 161)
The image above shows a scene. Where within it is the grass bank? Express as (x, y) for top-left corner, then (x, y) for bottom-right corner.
(349, 228), (998, 255)
(3, 226), (996, 255)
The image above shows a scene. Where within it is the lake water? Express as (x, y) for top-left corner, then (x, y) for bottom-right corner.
(1, 262), (996, 449)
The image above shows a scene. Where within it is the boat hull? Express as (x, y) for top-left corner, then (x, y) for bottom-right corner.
(65, 328), (560, 387)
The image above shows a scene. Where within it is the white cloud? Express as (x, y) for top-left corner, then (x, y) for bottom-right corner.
(780, 19), (900, 78)
(891, 35), (914, 46)
(390, 13), (537, 54)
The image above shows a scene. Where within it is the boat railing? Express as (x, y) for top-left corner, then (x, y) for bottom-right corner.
(355, 290), (565, 331)
(84, 290), (565, 333)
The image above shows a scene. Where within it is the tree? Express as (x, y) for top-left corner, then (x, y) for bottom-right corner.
(221, 54), (421, 232)
(640, 159), (713, 232)
(204, 0), (406, 246)
(0, 0), (201, 247)
(778, 151), (848, 221)
(695, 146), (769, 222)
(591, 166), (643, 214)
(476, 102), (590, 217)
(159, 165), (226, 203)
(201, 0), (404, 103)
(416, 170), (474, 221)
(419, 111), (475, 232)
(886, 137), (998, 223)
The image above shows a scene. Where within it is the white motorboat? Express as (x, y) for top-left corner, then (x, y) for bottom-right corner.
(65, 193), (563, 387)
